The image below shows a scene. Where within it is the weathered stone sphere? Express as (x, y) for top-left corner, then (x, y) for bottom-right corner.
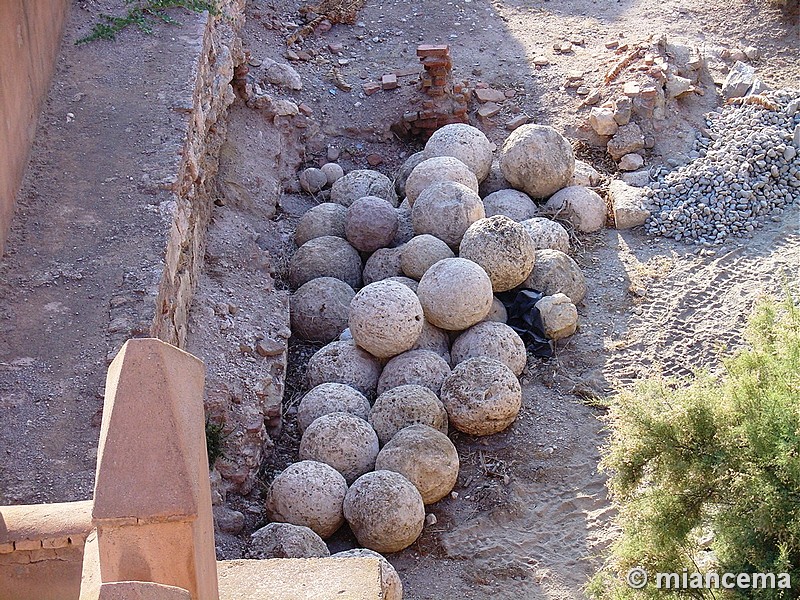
(520, 217), (570, 253)
(521, 249), (587, 304)
(349, 280), (424, 359)
(294, 203), (347, 246)
(375, 424), (459, 504)
(404, 156), (479, 206)
(377, 349), (452, 396)
(369, 384), (449, 446)
(248, 523), (330, 559)
(424, 124), (493, 182)
(299, 412), (380, 483)
(459, 216), (536, 292)
(266, 460), (348, 538)
(331, 169), (398, 207)
(306, 340), (382, 397)
(484, 297), (507, 323)
(321, 162), (345, 185)
(291, 277), (355, 343)
(411, 181), (485, 248)
(400, 235), (455, 280)
(535, 293), (578, 340)
(395, 151), (426, 198)
(345, 196), (399, 253)
(384, 276), (418, 292)
(300, 167), (328, 194)
(362, 246), (404, 285)
(392, 206), (414, 246)
(543, 186), (606, 233)
(499, 124), (575, 198)
(451, 321), (527, 376)
(332, 548), (403, 600)
(343, 470), (425, 553)
(440, 357), (522, 436)
(417, 258), (493, 331)
(481, 189), (538, 222)
(297, 383), (371, 432)
(410, 318), (451, 361)
(289, 236), (362, 290)
(479, 160), (512, 197)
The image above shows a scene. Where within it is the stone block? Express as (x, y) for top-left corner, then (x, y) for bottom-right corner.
(609, 180), (651, 228)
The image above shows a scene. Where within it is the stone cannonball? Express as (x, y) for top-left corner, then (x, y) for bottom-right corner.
(266, 460), (348, 539)
(499, 124), (575, 198)
(410, 318), (451, 362)
(411, 181), (485, 248)
(423, 123), (494, 182)
(369, 384), (449, 446)
(331, 169), (398, 207)
(297, 383), (371, 433)
(521, 248), (587, 304)
(417, 258), (493, 331)
(299, 412), (380, 483)
(345, 196), (400, 253)
(294, 203), (347, 247)
(349, 280), (424, 359)
(299, 167), (328, 194)
(543, 185), (606, 233)
(400, 235), (455, 280)
(377, 349), (452, 396)
(404, 156), (479, 206)
(288, 236), (362, 290)
(290, 277), (355, 343)
(440, 357), (522, 436)
(248, 522), (330, 559)
(306, 339), (382, 398)
(362, 246), (404, 285)
(535, 293), (578, 340)
(479, 160), (512, 197)
(451, 321), (527, 376)
(391, 206), (414, 247)
(375, 424), (459, 504)
(520, 217), (570, 253)
(384, 276), (419, 293)
(481, 189), (538, 222)
(484, 297), (508, 323)
(321, 162), (345, 186)
(332, 548), (403, 600)
(343, 470), (425, 553)
(394, 151), (426, 198)
(459, 215), (536, 292)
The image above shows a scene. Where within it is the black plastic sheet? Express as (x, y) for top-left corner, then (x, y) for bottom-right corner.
(496, 289), (553, 358)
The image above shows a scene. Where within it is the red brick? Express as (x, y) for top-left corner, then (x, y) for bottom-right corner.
(474, 88), (505, 103)
(477, 102), (501, 118)
(366, 153), (384, 166)
(417, 44), (450, 57)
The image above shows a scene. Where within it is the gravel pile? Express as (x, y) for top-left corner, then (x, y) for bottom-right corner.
(645, 89), (800, 245)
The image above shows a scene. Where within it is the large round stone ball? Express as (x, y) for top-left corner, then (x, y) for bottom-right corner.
(480, 160), (512, 197)
(404, 156), (479, 206)
(395, 151), (426, 198)
(291, 277), (355, 343)
(411, 181), (485, 248)
(481, 189), (538, 222)
(299, 167), (328, 194)
(295, 203), (347, 246)
(345, 196), (400, 253)
(451, 321), (527, 376)
(349, 280), (424, 359)
(362, 246), (404, 285)
(248, 523), (330, 559)
(332, 548), (403, 600)
(299, 412), (379, 483)
(377, 349), (452, 396)
(384, 276), (418, 293)
(266, 460), (348, 538)
(459, 216), (536, 292)
(392, 206), (414, 247)
(289, 236), (362, 290)
(343, 470), (425, 553)
(331, 169), (398, 207)
(400, 235), (455, 280)
(499, 124), (575, 198)
(410, 319), (451, 361)
(521, 248), (587, 304)
(369, 384), (449, 446)
(543, 185), (606, 233)
(306, 340), (382, 398)
(484, 297), (508, 323)
(423, 124), (494, 182)
(321, 162), (345, 185)
(417, 258), (493, 331)
(440, 357), (522, 436)
(297, 383), (371, 432)
(520, 217), (570, 253)
(535, 293), (578, 340)
(375, 424), (459, 505)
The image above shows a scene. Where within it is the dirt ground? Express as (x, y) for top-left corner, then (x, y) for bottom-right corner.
(0, 0), (797, 599)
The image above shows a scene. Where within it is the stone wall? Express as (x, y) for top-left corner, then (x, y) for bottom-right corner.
(0, 0), (69, 256)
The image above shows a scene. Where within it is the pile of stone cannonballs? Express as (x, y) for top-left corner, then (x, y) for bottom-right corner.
(259, 123), (599, 595)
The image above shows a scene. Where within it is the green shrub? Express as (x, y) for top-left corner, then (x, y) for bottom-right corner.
(589, 295), (799, 599)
